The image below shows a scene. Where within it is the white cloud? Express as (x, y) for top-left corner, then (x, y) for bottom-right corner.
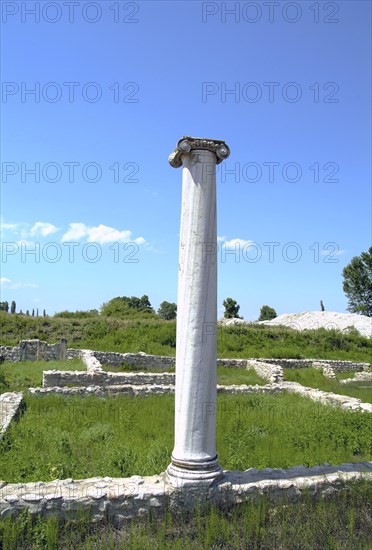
(0, 277), (38, 289)
(0, 223), (19, 231)
(0, 221), (29, 238)
(223, 238), (254, 249)
(61, 223), (88, 242)
(61, 223), (145, 245)
(9, 282), (38, 289)
(320, 247), (345, 256)
(88, 224), (132, 244)
(30, 222), (59, 237)
(1, 220), (58, 240)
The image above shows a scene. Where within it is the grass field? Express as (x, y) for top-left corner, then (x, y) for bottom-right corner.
(283, 368), (372, 404)
(1, 392), (371, 484)
(0, 359), (86, 393)
(1, 314), (371, 548)
(0, 479), (371, 549)
(1, 311), (371, 362)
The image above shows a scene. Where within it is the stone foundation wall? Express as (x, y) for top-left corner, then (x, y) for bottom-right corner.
(32, 378), (372, 413)
(0, 339), (67, 362)
(216, 358), (248, 369)
(340, 371), (372, 384)
(43, 371), (176, 388)
(247, 360), (284, 383)
(31, 383), (281, 398)
(0, 392), (24, 437)
(65, 349), (83, 360)
(0, 346), (19, 362)
(93, 351), (176, 370)
(1, 463), (371, 525)
(259, 358), (370, 372)
(0, 341), (369, 373)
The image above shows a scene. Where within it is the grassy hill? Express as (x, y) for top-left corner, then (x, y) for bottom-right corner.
(1, 312), (371, 362)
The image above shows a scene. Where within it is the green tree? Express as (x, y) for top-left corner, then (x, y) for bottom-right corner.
(139, 295), (153, 311)
(101, 296), (155, 318)
(320, 300), (325, 312)
(10, 301), (16, 314)
(258, 305), (277, 321)
(158, 301), (177, 320)
(26, 310), (30, 316)
(43, 309), (46, 317)
(342, 247), (372, 317)
(223, 298), (241, 319)
(32, 309), (35, 317)
(54, 310), (98, 318)
(0, 301), (9, 312)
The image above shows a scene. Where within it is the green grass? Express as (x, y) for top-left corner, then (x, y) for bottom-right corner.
(0, 479), (371, 549)
(0, 359), (86, 393)
(217, 367), (265, 386)
(284, 368), (372, 404)
(1, 311), (371, 362)
(1, 392), (371, 483)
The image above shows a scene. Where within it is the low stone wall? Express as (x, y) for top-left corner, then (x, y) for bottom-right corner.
(216, 358), (248, 369)
(0, 339), (67, 362)
(31, 381), (372, 413)
(1, 463), (371, 525)
(0, 346), (20, 362)
(0, 392), (24, 437)
(31, 384), (176, 398)
(340, 372), (372, 384)
(312, 362), (337, 379)
(81, 350), (104, 373)
(247, 360), (284, 383)
(1, 341), (369, 373)
(281, 381), (372, 413)
(31, 383), (282, 398)
(43, 371), (176, 388)
(93, 351), (176, 370)
(65, 349), (83, 360)
(259, 358), (370, 372)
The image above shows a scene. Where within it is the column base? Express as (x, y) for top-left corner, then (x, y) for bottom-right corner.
(166, 455), (224, 486)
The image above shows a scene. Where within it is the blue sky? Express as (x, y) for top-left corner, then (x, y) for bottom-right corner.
(1, 0), (371, 319)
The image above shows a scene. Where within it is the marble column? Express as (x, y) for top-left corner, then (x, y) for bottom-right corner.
(166, 137), (230, 484)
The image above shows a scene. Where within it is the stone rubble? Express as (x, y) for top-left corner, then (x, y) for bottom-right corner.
(256, 311), (372, 339)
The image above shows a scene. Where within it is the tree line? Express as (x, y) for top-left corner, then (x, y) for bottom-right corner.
(1, 248), (371, 319)
(0, 302), (47, 317)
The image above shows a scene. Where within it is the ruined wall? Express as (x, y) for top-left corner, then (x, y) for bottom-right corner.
(0, 339), (67, 362)
(258, 358), (370, 372)
(1, 464), (371, 525)
(0, 341), (369, 376)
